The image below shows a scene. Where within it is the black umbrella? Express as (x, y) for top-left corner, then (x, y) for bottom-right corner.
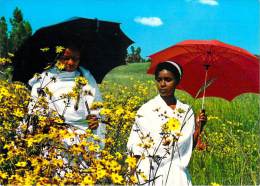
(12, 17), (133, 83)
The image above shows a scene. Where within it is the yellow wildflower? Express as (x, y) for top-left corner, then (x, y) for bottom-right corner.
(7, 52), (14, 57)
(44, 87), (53, 97)
(162, 117), (181, 132)
(55, 60), (65, 70)
(110, 173), (123, 184)
(0, 57), (12, 65)
(0, 171), (8, 179)
(75, 76), (88, 86)
(13, 108), (24, 118)
(125, 156), (137, 169)
(139, 172), (148, 182)
(53, 117), (64, 124)
(130, 175), (138, 184)
(15, 161), (27, 167)
(40, 47), (50, 52)
(96, 169), (106, 180)
(107, 160), (121, 172)
(56, 46), (65, 53)
(115, 152), (123, 160)
(211, 182), (221, 186)
(82, 175), (95, 185)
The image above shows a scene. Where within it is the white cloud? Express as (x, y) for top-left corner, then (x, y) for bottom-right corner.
(198, 0), (219, 6)
(134, 17), (163, 27)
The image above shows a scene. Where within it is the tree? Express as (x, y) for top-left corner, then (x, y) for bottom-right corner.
(0, 16), (8, 57)
(126, 46), (145, 63)
(9, 7), (32, 53)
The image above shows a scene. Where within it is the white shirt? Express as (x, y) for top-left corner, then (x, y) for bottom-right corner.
(127, 95), (195, 186)
(28, 66), (105, 144)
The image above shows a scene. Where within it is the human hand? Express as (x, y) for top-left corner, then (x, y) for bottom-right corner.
(86, 114), (99, 130)
(193, 110), (207, 150)
(196, 109), (207, 131)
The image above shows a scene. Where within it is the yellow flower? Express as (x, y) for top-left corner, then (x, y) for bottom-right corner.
(75, 76), (88, 86)
(15, 161), (27, 167)
(88, 143), (99, 152)
(96, 169), (106, 180)
(211, 182), (221, 186)
(27, 137), (34, 147)
(40, 47), (50, 52)
(115, 106), (124, 116)
(100, 108), (112, 115)
(33, 73), (41, 80)
(44, 87), (53, 97)
(91, 101), (103, 109)
(56, 46), (65, 53)
(82, 175), (95, 185)
(110, 173), (123, 184)
(53, 159), (63, 167)
(138, 134), (154, 149)
(208, 115), (220, 121)
(162, 117), (181, 132)
(139, 172), (148, 182)
(4, 141), (14, 150)
(125, 156), (137, 169)
(13, 108), (24, 118)
(59, 129), (75, 139)
(53, 117), (64, 124)
(106, 160), (121, 172)
(7, 52), (14, 57)
(130, 175), (138, 184)
(0, 57), (12, 65)
(55, 60), (65, 70)
(0, 171), (8, 179)
(115, 152), (123, 160)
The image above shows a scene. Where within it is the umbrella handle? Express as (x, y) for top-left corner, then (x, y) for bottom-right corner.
(202, 68), (209, 110)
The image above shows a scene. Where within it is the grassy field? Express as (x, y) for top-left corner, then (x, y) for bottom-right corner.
(0, 62), (258, 185)
(102, 62), (260, 185)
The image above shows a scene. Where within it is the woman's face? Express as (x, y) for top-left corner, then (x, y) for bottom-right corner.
(59, 48), (80, 72)
(155, 69), (177, 97)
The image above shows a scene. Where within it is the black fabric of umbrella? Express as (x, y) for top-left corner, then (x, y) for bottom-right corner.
(12, 17), (133, 84)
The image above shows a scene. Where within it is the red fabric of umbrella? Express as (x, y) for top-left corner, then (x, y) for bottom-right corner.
(148, 40), (259, 102)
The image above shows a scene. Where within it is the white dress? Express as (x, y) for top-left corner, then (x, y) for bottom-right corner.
(127, 95), (195, 186)
(28, 66), (106, 148)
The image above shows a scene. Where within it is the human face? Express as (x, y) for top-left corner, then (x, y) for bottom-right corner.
(155, 69), (177, 97)
(59, 48), (80, 72)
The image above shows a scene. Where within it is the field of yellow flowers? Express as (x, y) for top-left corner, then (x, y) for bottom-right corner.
(102, 63), (260, 185)
(0, 60), (259, 185)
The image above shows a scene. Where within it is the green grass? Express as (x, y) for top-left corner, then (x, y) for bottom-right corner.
(102, 62), (260, 185)
(104, 63), (259, 123)
(104, 62), (154, 84)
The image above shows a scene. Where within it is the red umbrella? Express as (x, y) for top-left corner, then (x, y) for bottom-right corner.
(148, 40), (259, 107)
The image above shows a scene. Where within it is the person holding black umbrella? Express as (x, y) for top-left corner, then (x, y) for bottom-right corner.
(28, 45), (105, 148)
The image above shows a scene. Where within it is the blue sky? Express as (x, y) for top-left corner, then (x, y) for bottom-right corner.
(0, 0), (259, 57)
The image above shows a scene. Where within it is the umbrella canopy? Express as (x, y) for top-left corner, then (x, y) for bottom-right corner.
(148, 40), (260, 101)
(12, 17), (133, 84)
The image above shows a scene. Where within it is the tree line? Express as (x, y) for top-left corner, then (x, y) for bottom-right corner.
(126, 46), (150, 63)
(0, 7), (32, 57)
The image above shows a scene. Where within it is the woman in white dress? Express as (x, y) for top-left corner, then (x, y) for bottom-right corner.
(127, 61), (207, 186)
(28, 46), (106, 147)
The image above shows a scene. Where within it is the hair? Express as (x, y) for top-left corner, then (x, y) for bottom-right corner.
(155, 61), (183, 84)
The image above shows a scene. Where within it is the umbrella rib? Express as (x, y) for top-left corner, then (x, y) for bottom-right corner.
(173, 46), (209, 63)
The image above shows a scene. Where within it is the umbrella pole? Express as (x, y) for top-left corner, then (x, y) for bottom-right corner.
(202, 65), (209, 110)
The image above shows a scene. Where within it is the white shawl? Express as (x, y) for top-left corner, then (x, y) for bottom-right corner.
(127, 95), (195, 186)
